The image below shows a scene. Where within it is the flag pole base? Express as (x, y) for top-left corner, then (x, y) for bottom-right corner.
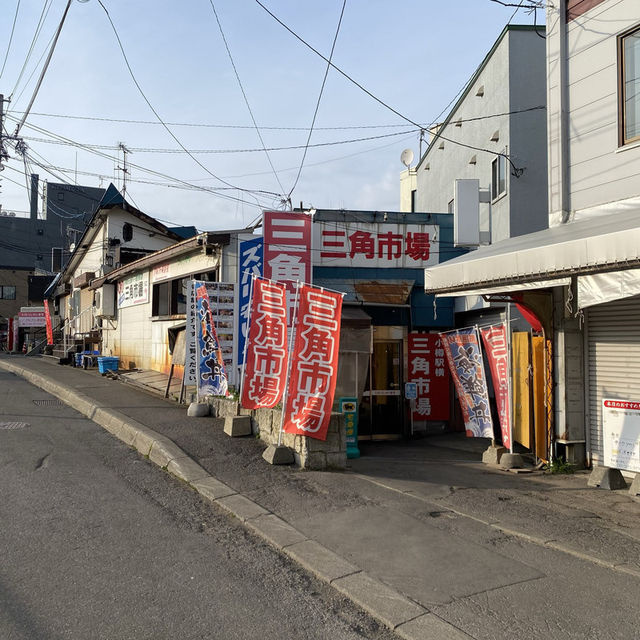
(262, 444), (295, 466)
(482, 444), (507, 465)
(187, 402), (211, 417)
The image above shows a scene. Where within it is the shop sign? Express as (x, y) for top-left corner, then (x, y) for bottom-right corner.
(151, 253), (213, 283)
(117, 273), (149, 308)
(314, 221), (439, 269)
(283, 285), (343, 441)
(18, 308), (46, 327)
(237, 235), (263, 366)
(195, 283), (229, 397)
(480, 324), (511, 450)
(407, 332), (450, 422)
(240, 278), (288, 409)
(263, 211), (312, 322)
(440, 328), (493, 438)
(603, 399), (640, 473)
(340, 397), (360, 459)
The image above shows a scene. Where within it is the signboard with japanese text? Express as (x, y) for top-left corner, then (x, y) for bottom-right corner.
(480, 324), (511, 450)
(603, 399), (640, 472)
(283, 285), (343, 441)
(18, 308), (46, 327)
(151, 253), (214, 284)
(43, 300), (54, 345)
(240, 278), (288, 409)
(314, 221), (439, 269)
(186, 281), (238, 388)
(407, 332), (450, 422)
(237, 235), (263, 366)
(263, 211), (312, 322)
(195, 283), (229, 397)
(440, 328), (493, 438)
(117, 272), (149, 308)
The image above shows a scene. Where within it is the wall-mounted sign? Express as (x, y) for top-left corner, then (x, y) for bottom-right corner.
(117, 273), (149, 308)
(18, 308), (46, 327)
(314, 221), (439, 269)
(151, 253), (214, 283)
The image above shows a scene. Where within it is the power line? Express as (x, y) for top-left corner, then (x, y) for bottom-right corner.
(288, 0), (347, 201)
(208, 0), (285, 197)
(0, 0), (21, 81)
(95, 0), (285, 205)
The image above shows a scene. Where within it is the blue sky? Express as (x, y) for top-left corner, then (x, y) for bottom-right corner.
(0, 0), (543, 230)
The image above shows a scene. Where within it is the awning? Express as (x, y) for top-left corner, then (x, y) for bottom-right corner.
(578, 269), (640, 310)
(314, 278), (415, 305)
(424, 208), (640, 295)
(435, 278), (571, 299)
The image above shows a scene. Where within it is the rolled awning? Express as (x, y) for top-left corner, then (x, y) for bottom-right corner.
(424, 208), (640, 295)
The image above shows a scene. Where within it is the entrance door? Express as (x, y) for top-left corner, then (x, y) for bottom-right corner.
(360, 340), (404, 439)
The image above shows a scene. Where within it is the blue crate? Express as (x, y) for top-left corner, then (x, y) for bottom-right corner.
(74, 353), (83, 366)
(97, 356), (119, 374)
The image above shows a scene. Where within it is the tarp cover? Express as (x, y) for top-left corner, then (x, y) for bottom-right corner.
(578, 269), (640, 309)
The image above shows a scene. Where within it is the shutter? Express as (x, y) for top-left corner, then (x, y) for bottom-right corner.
(587, 296), (640, 465)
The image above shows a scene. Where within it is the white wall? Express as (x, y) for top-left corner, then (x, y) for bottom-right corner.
(547, 0), (640, 223)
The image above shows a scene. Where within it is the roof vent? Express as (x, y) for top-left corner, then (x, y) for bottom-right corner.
(469, 155), (477, 165)
(476, 85), (484, 97)
(490, 130), (500, 142)
(438, 141), (445, 150)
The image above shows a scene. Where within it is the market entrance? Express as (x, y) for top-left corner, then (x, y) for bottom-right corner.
(360, 338), (404, 439)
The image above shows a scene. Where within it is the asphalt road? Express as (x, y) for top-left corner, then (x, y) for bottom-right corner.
(0, 370), (397, 640)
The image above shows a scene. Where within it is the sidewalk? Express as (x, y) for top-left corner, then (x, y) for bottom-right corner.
(2, 354), (640, 640)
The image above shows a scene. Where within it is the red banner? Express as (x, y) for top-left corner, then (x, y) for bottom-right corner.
(263, 211), (312, 323)
(407, 333), (450, 421)
(282, 285), (342, 441)
(43, 300), (54, 346)
(480, 324), (511, 449)
(240, 278), (288, 409)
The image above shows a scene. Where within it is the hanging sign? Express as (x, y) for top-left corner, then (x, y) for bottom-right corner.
(240, 278), (288, 409)
(440, 328), (493, 438)
(237, 235), (263, 366)
(480, 324), (511, 450)
(407, 332), (450, 422)
(43, 300), (54, 346)
(283, 285), (343, 441)
(117, 273), (149, 308)
(263, 211), (312, 323)
(195, 283), (229, 397)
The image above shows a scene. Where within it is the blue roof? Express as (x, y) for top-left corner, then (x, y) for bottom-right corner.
(99, 183), (124, 208)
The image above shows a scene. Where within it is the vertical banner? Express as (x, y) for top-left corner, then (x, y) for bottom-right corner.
(263, 211), (312, 323)
(8, 317), (14, 351)
(185, 281), (198, 385)
(283, 285), (342, 441)
(43, 300), (54, 346)
(240, 278), (288, 409)
(237, 235), (263, 366)
(407, 332), (450, 422)
(440, 328), (493, 438)
(195, 283), (229, 397)
(480, 324), (511, 450)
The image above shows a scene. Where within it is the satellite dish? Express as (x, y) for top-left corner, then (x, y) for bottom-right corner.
(400, 148), (414, 168)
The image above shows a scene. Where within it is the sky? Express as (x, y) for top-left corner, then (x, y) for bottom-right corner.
(0, 0), (544, 231)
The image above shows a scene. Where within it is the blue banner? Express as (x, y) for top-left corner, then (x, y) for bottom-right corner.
(237, 235), (263, 365)
(196, 283), (229, 397)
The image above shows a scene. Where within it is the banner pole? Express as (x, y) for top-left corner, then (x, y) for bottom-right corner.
(239, 274), (255, 403)
(474, 324), (494, 441)
(277, 281), (301, 447)
(506, 304), (514, 453)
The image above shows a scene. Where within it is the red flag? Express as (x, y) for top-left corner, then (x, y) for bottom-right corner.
(240, 278), (288, 409)
(43, 300), (54, 346)
(283, 285), (342, 441)
(480, 324), (511, 450)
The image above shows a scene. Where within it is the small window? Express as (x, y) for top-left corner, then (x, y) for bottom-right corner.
(152, 276), (189, 316)
(152, 281), (170, 316)
(0, 285), (16, 300)
(447, 199), (454, 214)
(620, 25), (640, 145)
(491, 155), (507, 201)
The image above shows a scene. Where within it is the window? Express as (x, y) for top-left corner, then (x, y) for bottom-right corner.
(491, 154), (507, 201)
(410, 189), (417, 213)
(620, 26), (640, 145)
(0, 285), (16, 300)
(447, 199), (454, 214)
(152, 277), (189, 316)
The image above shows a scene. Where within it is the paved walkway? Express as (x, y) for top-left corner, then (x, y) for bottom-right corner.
(2, 355), (640, 640)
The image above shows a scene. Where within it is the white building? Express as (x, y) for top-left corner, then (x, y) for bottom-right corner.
(424, 0), (640, 472)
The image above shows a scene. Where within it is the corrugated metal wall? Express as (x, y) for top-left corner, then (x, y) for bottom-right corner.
(587, 296), (640, 465)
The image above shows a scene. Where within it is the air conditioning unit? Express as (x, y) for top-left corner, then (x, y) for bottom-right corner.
(94, 284), (116, 318)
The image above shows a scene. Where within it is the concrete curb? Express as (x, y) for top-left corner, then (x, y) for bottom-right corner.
(0, 358), (456, 639)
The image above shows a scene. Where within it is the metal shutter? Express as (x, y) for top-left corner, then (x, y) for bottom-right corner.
(587, 296), (640, 465)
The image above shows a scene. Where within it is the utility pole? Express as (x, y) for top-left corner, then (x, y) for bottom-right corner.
(116, 142), (130, 199)
(0, 94), (8, 209)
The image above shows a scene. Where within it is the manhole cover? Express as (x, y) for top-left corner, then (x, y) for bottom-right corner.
(0, 422), (30, 430)
(33, 399), (64, 407)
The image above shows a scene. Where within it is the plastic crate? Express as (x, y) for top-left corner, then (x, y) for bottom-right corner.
(97, 356), (119, 374)
(74, 353), (83, 367)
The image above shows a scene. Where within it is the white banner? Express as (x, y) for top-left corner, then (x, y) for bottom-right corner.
(603, 399), (640, 472)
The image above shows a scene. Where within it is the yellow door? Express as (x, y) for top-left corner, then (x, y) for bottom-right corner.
(531, 336), (547, 461)
(512, 332), (531, 448)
